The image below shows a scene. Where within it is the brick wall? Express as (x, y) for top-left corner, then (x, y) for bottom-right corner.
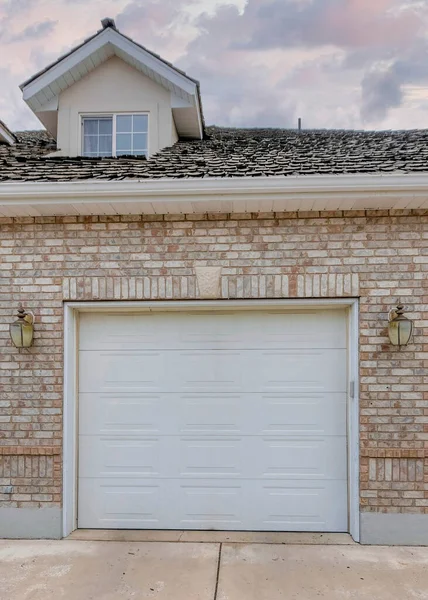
(0, 209), (427, 515)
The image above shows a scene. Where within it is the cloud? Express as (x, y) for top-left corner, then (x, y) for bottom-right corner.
(361, 69), (403, 122)
(193, 0), (423, 53)
(0, 68), (39, 130)
(115, 0), (199, 59)
(176, 0), (428, 127)
(1, 0), (428, 131)
(20, 19), (57, 40)
(2, 20), (57, 43)
(0, 0), (35, 12)
(360, 38), (428, 123)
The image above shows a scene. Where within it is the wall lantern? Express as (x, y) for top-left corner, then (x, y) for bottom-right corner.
(388, 304), (413, 347)
(10, 306), (34, 348)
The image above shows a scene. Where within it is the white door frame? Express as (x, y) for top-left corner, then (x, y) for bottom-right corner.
(63, 298), (360, 541)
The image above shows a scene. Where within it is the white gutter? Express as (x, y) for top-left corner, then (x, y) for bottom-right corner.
(0, 173), (428, 216)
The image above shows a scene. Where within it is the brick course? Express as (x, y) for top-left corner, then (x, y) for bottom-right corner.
(1, 209), (427, 515)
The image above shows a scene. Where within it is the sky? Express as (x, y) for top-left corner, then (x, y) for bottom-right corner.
(1, 0), (428, 132)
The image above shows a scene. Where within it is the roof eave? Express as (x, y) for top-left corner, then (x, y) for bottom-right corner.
(19, 29), (103, 91)
(0, 121), (17, 145)
(20, 28), (198, 101)
(0, 173), (427, 217)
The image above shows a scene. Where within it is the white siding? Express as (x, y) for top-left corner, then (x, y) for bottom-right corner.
(57, 56), (175, 157)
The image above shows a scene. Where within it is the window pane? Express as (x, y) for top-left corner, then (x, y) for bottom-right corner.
(83, 135), (98, 154)
(133, 133), (148, 151)
(116, 150), (129, 156)
(83, 119), (98, 135)
(99, 135), (112, 154)
(116, 133), (132, 151)
(116, 115), (132, 133)
(82, 118), (113, 156)
(133, 114), (148, 132)
(133, 150), (147, 157)
(99, 119), (112, 134)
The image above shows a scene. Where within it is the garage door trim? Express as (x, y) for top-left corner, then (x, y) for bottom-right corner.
(63, 299), (359, 541)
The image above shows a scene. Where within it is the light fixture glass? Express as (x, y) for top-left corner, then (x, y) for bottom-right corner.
(388, 304), (413, 347)
(10, 306), (34, 348)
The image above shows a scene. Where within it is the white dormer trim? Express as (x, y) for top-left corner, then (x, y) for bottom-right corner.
(0, 120), (16, 146)
(20, 25), (204, 140)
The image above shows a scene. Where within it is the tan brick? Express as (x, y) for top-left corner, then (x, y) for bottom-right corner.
(1, 210), (427, 512)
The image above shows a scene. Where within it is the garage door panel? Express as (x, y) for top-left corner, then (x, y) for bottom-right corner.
(256, 393), (346, 436)
(259, 437), (347, 480)
(257, 480), (348, 531)
(251, 350), (346, 393)
(173, 394), (242, 435)
(177, 392), (346, 436)
(78, 478), (347, 531)
(79, 350), (246, 394)
(79, 393), (164, 436)
(79, 349), (346, 394)
(79, 351), (167, 394)
(79, 310), (347, 351)
(79, 392), (346, 437)
(78, 479), (163, 529)
(79, 436), (162, 478)
(178, 436), (347, 481)
(79, 435), (346, 481)
(180, 438), (242, 477)
(79, 478), (247, 530)
(177, 483), (244, 529)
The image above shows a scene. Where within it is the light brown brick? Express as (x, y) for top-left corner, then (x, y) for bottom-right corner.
(1, 210), (427, 512)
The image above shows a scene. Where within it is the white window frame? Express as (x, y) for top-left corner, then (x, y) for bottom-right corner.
(80, 112), (149, 158)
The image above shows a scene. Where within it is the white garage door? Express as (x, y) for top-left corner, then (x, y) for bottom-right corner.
(78, 309), (348, 531)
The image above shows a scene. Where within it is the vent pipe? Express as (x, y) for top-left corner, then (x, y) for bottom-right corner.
(101, 18), (116, 29)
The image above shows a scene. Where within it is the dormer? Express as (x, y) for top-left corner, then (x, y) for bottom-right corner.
(19, 18), (204, 158)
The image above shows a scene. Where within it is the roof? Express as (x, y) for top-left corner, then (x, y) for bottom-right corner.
(1, 127), (428, 183)
(20, 19), (199, 90)
(20, 19), (204, 140)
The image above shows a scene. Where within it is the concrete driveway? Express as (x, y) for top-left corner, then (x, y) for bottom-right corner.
(1, 540), (428, 600)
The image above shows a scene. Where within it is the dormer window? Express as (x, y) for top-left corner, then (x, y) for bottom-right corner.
(82, 113), (148, 158)
(82, 117), (112, 157)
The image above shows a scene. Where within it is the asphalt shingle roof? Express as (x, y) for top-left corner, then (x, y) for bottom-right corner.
(1, 127), (428, 182)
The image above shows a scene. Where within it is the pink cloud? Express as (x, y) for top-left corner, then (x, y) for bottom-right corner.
(323, 0), (421, 48)
(0, 0), (427, 131)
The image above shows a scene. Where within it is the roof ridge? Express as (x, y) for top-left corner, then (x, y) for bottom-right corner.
(206, 125), (428, 134)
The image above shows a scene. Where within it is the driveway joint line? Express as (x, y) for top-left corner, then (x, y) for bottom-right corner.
(213, 542), (222, 600)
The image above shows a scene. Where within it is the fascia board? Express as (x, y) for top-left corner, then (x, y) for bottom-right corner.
(21, 28), (197, 103)
(1, 174), (428, 203)
(0, 123), (16, 146)
(21, 29), (111, 100)
(109, 30), (197, 96)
